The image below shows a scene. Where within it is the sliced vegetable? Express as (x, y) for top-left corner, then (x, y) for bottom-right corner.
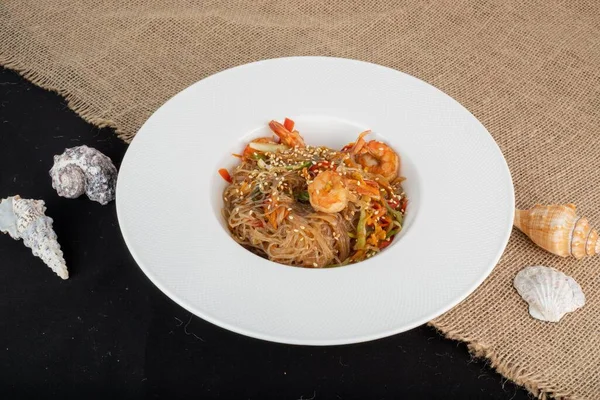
(309, 161), (334, 172)
(287, 161), (312, 171)
(379, 239), (393, 249)
(295, 190), (310, 203)
(383, 199), (404, 225)
(354, 206), (367, 250)
(250, 186), (262, 201)
(242, 138), (277, 160)
(248, 142), (289, 153)
(350, 249), (367, 262)
(218, 168), (232, 183)
(387, 197), (400, 209)
(400, 198), (408, 213)
(324, 258), (351, 268)
(283, 118), (295, 132)
(257, 159), (268, 169)
(386, 226), (401, 239)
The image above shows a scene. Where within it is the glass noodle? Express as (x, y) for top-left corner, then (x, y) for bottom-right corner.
(220, 118), (407, 268)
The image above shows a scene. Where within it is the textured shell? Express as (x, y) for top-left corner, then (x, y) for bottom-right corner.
(514, 204), (600, 259)
(0, 195), (68, 279)
(49, 146), (117, 205)
(514, 265), (585, 322)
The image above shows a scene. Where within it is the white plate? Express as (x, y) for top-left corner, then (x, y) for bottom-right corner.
(117, 57), (514, 345)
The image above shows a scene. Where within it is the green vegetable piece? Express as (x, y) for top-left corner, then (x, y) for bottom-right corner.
(295, 190), (310, 202)
(355, 206), (367, 250)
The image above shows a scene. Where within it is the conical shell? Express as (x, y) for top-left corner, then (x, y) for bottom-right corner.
(514, 204), (600, 259)
(514, 265), (585, 322)
(0, 195), (68, 279)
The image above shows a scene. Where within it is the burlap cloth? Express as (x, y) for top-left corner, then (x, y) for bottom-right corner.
(2, 1), (599, 398)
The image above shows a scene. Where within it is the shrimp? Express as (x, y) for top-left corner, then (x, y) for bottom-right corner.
(308, 170), (349, 213)
(344, 178), (381, 200)
(350, 131), (399, 180)
(269, 120), (306, 148)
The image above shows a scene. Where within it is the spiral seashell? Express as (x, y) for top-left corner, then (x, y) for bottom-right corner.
(49, 145), (117, 205)
(514, 203), (600, 259)
(514, 265), (585, 322)
(0, 195), (68, 279)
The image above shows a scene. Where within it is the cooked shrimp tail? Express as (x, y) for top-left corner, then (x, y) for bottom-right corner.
(269, 120), (306, 148)
(349, 130), (371, 155)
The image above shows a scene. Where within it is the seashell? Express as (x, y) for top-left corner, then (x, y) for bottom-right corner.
(514, 265), (585, 322)
(49, 145), (117, 205)
(0, 195), (68, 279)
(514, 204), (600, 259)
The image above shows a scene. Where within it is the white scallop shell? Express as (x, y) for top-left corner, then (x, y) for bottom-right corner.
(514, 265), (584, 322)
(0, 195), (68, 279)
(49, 146), (117, 205)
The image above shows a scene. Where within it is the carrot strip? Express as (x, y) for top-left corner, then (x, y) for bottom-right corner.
(400, 198), (408, 213)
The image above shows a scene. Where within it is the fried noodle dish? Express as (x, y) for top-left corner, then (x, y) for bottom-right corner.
(219, 118), (407, 268)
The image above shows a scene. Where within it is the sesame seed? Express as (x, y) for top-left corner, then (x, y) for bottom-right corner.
(288, 215), (294, 220)
(293, 229), (299, 232)
(300, 226), (305, 230)
(313, 262), (318, 267)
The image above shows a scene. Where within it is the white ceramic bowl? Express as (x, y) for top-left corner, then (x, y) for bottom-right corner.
(117, 57), (514, 345)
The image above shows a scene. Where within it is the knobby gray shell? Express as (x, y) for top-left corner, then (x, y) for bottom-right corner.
(49, 146), (117, 205)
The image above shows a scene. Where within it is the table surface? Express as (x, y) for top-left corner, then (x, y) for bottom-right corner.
(0, 67), (530, 399)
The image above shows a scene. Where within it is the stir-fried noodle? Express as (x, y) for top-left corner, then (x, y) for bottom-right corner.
(220, 118), (407, 268)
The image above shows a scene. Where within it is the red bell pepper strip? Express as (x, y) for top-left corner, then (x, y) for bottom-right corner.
(379, 238), (394, 249)
(283, 118), (295, 132)
(218, 168), (232, 183)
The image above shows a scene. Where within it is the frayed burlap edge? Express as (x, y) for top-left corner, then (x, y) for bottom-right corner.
(428, 320), (577, 400)
(0, 54), (132, 143)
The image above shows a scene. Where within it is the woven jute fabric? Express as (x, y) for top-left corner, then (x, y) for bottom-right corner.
(2, 1), (599, 398)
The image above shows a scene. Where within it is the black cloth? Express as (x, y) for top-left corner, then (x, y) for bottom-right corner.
(0, 68), (529, 399)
